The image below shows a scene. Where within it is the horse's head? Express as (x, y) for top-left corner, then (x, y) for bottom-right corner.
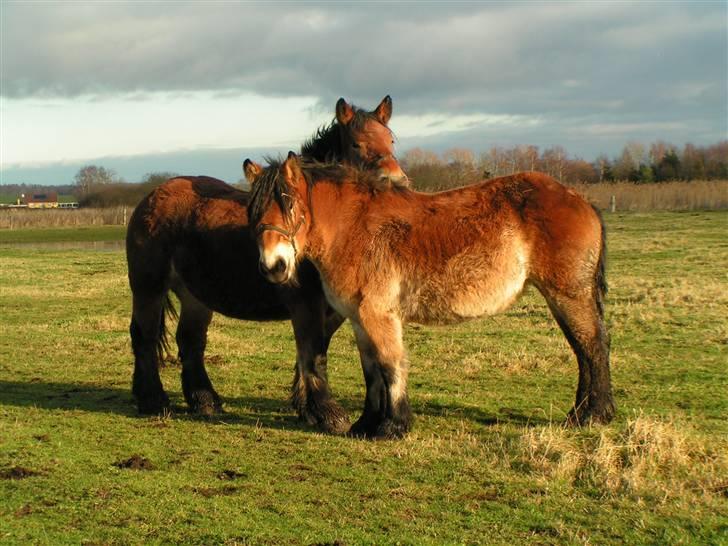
(336, 95), (407, 184)
(245, 152), (310, 284)
(302, 95), (407, 186)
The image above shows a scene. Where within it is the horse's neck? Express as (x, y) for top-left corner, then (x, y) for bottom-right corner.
(306, 182), (359, 259)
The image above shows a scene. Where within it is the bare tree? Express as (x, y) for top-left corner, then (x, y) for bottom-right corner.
(595, 154), (611, 182)
(74, 165), (118, 195)
(402, 147), (441, 168)
(479, 147), (506, 178)
(525, 145), (539, 172)
(542, 146), (566, 180)
(141, 172), (178, 186)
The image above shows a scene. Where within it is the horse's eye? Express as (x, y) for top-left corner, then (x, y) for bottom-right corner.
(352, 142), (361, 149)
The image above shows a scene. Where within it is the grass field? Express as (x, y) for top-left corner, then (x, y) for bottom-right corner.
(0, 226), (126, 244)
(1, 212), (726, 545)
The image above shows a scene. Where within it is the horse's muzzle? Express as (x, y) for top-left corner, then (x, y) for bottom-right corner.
(377, 156), (408, 187)
(259, 257), (291, 284)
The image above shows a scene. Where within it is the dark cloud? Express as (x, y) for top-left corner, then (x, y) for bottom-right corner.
(2, 1), (725, 157)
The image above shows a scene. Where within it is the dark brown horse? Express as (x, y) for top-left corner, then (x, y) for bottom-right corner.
(246, 153), (616, 439)
(126, 96), (405, 433)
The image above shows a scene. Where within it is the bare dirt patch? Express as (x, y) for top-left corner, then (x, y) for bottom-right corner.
(0, 466), (42, 480)
(217, 469), (246, 481)
(113, 455), (154, 471)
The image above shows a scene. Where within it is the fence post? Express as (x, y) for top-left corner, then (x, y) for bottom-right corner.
(610, 195), (616, 213)
(123, 206), (127, 227)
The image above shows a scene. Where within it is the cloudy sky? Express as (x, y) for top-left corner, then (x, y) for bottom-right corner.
(1, 1), (726, 185)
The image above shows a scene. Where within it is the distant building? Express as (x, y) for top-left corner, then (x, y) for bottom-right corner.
(24, 192), (59, 209)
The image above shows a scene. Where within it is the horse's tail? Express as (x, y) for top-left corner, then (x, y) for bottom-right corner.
(592, 204), (608, 317)
(156, 294), (178, 366)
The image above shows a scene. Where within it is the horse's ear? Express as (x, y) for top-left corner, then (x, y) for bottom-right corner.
(282, 152), (301, 182)
(243, 159), (263, 184)
(335, 98), (355, 125)
(374, 95), (392, 125)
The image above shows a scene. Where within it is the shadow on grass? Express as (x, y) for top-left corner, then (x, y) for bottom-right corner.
(0, 379), (308, 432)
(411, 398), (554, 428)
(0, 379), (554, 431)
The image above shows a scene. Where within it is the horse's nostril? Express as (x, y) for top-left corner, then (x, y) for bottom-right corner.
(260, 258), (286, 278)
(271, 259), (286, 275)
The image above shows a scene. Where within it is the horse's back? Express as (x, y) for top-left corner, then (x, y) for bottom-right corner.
(129, 176), (248, 239)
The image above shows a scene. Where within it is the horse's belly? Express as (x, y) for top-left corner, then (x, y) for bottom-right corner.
(403, 251), (528, 325)
(172, 247), (290, 321)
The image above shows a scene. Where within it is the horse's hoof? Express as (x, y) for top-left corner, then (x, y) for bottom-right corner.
(374, 419), (409, 440)
(189, 390), (223, 416)
(348, 416), (377, 439)
(137, 395), (170, 416)
(348, 416), (409, 440)
(316, 403), (351, 435)
(295, 398), (351, 435)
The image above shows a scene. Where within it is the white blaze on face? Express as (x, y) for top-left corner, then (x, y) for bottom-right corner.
(259, 237), (296, 278)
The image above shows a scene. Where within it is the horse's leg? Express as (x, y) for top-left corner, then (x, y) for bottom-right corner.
(540, 287), (615, 426)
(323, 307), (346, 352)
(171, 281), (222, 415)
(349, 308), (412, 440)
(130, 292), (170, 414)
(288, 296), (350, 434)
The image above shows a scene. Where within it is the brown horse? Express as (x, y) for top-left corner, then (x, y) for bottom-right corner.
(126, 96), (405, 433)
(246, 153), (616, 439)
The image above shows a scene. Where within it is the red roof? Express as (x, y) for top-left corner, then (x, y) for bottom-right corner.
(25, 192), (58, 204)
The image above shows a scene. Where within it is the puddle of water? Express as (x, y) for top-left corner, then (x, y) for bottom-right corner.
(0, 240), (125, 251)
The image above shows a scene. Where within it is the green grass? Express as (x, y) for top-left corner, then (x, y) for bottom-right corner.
(1, 212), (726, 545)
(0, 194), (76, 205)
(0, 225), (125, 244)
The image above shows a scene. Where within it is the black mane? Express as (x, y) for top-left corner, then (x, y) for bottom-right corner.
(300, 106), (383, 163)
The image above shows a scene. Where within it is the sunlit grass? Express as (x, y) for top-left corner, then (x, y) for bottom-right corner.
(0, 211), (726, 544)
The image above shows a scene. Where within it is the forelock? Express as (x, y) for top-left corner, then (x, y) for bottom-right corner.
(247, 157), (295, 225)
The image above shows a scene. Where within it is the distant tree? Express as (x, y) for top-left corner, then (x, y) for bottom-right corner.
(442, 148), (475, 168)
(594, 154), (613, 182)
(524, 145), (539, 172)
(654, 149), (681, 181)
(74, 165), (119, 196)
(443, 148), (478, 186)
(638, 164), (655, 184)
(140, 172), (178, 186)
(681, 143), (705, 180)
(402, 147), (441, 168)
(703, 141), (728, 179)
(479, 147), (506, 178)
(625, 141), (646, 168)
(541, 146), (567, 180)
(648, 140), (672, 166)
(612, 147), (638, 181)
(564, 159), (599, 184)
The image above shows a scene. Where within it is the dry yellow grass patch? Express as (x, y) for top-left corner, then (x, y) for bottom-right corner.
(520, 413), (727, 501)
(574, 180), (728, 212)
